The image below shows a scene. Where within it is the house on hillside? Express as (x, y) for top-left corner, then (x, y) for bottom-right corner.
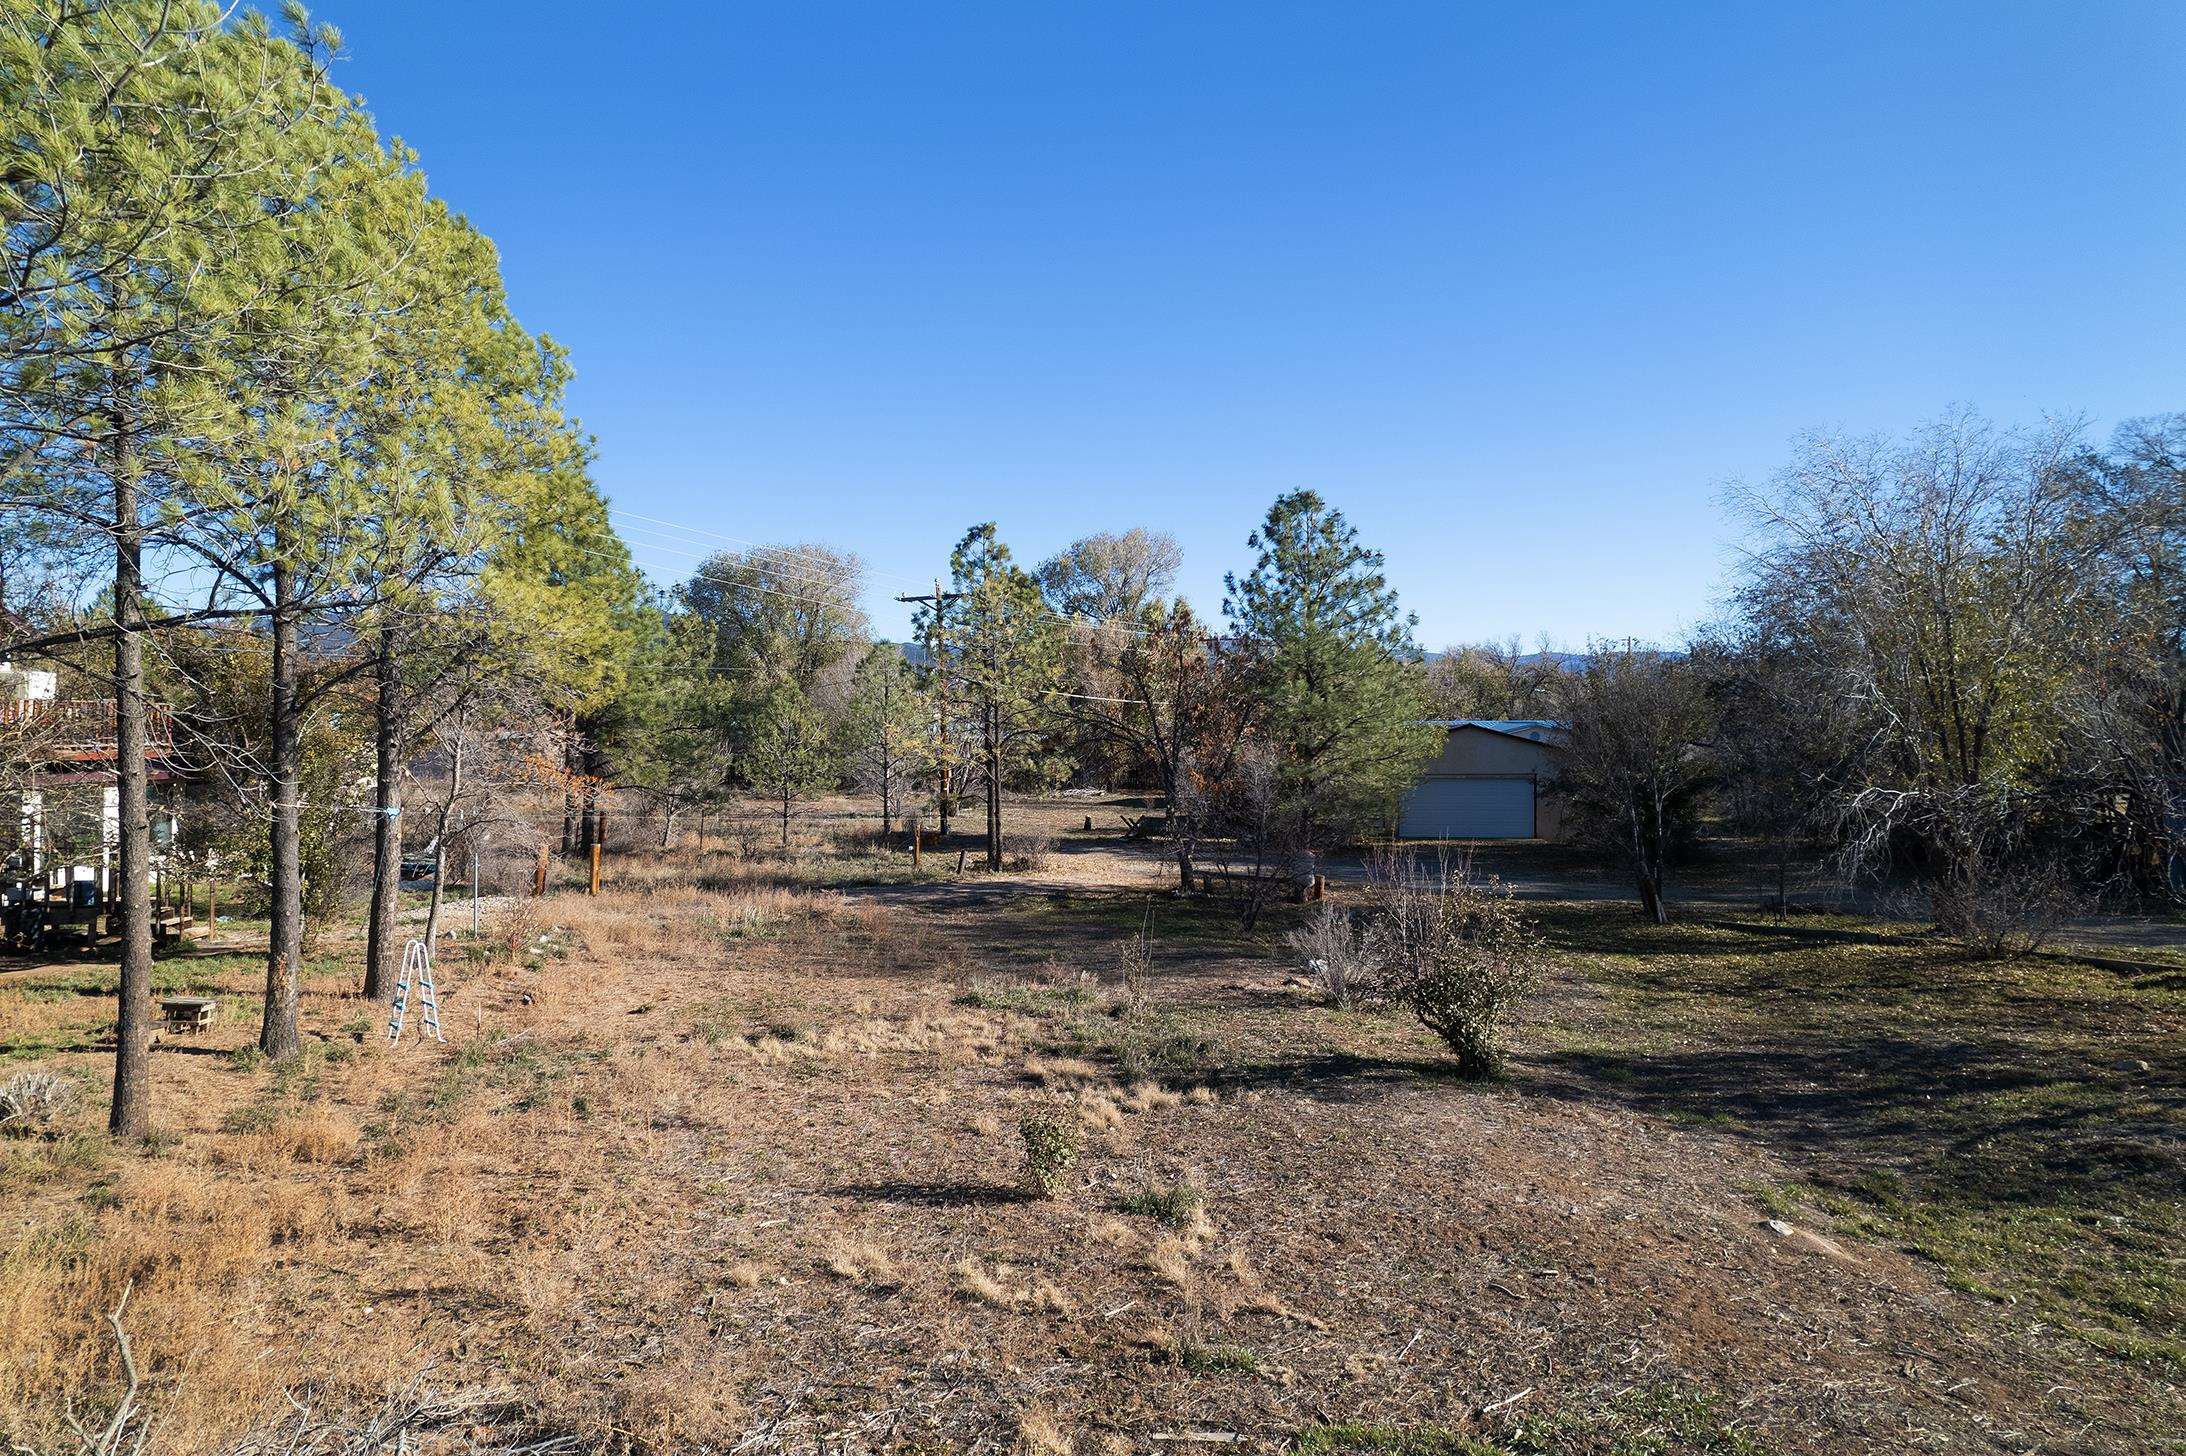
(1396, 719), (1566, 840)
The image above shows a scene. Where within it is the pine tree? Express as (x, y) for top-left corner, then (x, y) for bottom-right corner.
(919, 525), (1064, 869)
(841, 644), (927, 834)
(0, 1), (338, 1122)
(1223, 491), (1439, 852)
(744, 685), (839, 850)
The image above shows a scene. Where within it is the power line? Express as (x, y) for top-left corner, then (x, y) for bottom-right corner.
(610, 509), (926, 587)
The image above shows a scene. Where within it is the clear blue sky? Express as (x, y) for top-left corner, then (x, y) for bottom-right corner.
(335, 1), (2185, 648)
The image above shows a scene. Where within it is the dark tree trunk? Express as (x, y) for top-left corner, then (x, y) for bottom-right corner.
(778, 788), (790, 850)
(984, 704), (1003, 871)
(107, 393), (154, 1139)
(879, 746), (894, 835)
(364, 623), (403, 1000)
(261, 557), (304, 1061)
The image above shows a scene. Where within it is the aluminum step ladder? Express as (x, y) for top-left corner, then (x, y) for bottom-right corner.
(387, 937), (443, 1044)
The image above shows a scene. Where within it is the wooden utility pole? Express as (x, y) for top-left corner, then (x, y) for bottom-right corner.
(895, 579), (966, 838)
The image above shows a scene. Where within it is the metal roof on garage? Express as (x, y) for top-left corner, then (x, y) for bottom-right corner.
(1423, 719), (1565, 743)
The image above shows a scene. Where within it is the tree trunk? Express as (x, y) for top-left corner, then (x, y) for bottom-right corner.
(107, 395), (154, 1139)
(363, 623), (403, 1001)
(984, 704), (1003, 871)
(422, 828), (448, 953)
(778, 788), (790, 850)
(879, 743), (894, 835)
(261, 558), (304, 1061)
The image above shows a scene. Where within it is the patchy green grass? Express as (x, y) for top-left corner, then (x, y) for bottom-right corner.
(1294, 1428), (1498, 1456)
(1531, 903), (2186, 1370)
(1115, 1175), (1205, 1228)
(1174, 1341), (1260, 1374)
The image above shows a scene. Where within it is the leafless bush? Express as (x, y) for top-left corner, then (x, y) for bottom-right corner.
(0, 1070), (72, 1136)
(1002, 828), (1056, 871)
(1366, 856), (1550, 1078)
(1115, 903), (1154, 1011)
(1283, 902), (1375, 1007)
(1930, 854), (2092, 961)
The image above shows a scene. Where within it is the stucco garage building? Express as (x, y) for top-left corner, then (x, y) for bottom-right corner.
(1397, 720), (1566, 840)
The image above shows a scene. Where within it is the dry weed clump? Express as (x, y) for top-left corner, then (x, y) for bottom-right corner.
(1120, 1081), (1181, 1114)
(0, 1070), (75, 1136)
(953, 1258), (1072, 1315)
(1001, 828), (1058, 871)
(1284, 900), (1377, 1007)
(1015, 1407), (1073, 1456)
(1022, 1055), (1103, 1087)
(821, 1237), (899, 1286)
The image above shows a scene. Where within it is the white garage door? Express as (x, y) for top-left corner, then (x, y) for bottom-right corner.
(1398, 776), (1535, 839)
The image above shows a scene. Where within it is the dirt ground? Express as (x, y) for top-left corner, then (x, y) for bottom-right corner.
(0, 794), (2179, 1454)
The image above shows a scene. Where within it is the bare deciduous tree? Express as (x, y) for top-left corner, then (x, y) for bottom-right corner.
(1731, 411), (2099, 906)
(1550, 647), (1712, 924)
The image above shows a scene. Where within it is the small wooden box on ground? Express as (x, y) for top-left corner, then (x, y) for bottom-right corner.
(159, 996), (217, 1033)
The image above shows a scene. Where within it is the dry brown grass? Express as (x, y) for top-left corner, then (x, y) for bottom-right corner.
(1015, 1406), (1072, 1456)
(954, 1258), (1075, 1316)
(822, 1236), (900, 1286)
(0, 862), (880, 1449)
(1, 799), (2170, 1454)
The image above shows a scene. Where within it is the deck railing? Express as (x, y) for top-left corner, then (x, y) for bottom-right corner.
(0, 698), (174, 758)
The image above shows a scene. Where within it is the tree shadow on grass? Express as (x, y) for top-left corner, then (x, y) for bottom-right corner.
(1197, 1049), (1489, 1103)
(829, 1180), (1032, 1208)
(1524, 1036), (2184, 1208)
